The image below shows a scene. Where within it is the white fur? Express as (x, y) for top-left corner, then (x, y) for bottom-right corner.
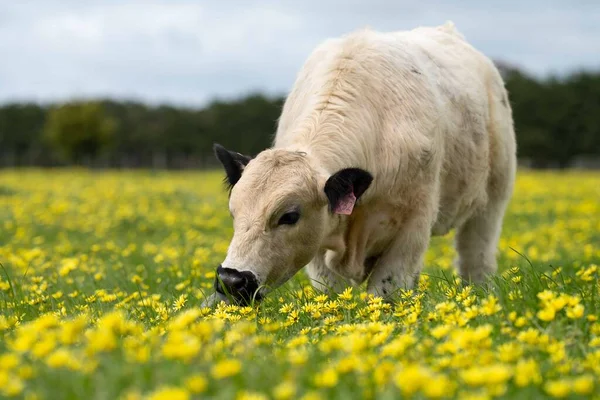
(218, 21), (516, 301)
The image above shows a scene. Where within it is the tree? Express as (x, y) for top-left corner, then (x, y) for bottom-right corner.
(44, 101), (116, 165)
(0, 103), (47, 166)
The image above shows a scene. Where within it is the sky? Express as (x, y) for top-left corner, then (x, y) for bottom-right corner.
(1, 0), (599, 107)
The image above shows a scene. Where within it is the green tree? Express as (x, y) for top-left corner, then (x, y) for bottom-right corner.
(43, 101), (116, 165)
(0, 103), (47, 165)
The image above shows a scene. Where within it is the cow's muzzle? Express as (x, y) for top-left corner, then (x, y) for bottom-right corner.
(214, 265), (262, 305)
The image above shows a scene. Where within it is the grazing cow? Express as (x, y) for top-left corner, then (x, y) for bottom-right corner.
(203, 21), (516, 306)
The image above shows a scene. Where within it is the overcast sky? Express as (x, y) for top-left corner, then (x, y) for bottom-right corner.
(1, 1), (599, 106)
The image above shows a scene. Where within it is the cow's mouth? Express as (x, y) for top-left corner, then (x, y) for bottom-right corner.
(214, 267), (263, 306)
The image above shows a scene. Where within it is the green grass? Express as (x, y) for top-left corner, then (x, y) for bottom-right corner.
(0, 169), (599, 400)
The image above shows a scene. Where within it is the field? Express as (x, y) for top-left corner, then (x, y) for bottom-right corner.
(1, 169), (599, 400)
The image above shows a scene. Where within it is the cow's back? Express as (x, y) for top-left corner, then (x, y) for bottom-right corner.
(275, 23), (515, 231)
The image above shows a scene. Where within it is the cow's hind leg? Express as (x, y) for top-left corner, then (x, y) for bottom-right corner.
(455, 197), (510, 283)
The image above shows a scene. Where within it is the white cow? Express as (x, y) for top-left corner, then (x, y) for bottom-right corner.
(204, 21), (516, 306)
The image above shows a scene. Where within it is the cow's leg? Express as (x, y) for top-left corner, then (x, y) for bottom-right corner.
(455, 196), (509, 283)
(366, 213), (431, 299)
(305, 257), (351, 295)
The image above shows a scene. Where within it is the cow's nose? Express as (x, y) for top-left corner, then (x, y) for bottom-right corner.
(217, 267), (246, 293)
(215, 265), (260, 304)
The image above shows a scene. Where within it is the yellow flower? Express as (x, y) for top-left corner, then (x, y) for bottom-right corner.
(288, 349), (308, 365)
(394, 364), (430, 396)
(1, 376), (24, 397)
(45, 348), (79, 370)
(480, 295), (502, 316)
(184, 374), (207, 394)
(161, 332), (201, 363)
(431, 324), (453, 339)
(544, 380), (570, 398)
(236, 391), (269, 400)
(537, 307), (556, 322)
(514, 358), (541, 387)
(0, 353), (20, 371)
(571, 375), (594, 395)
(460, 364), (512, 386)
(31, 336), (57, 359)
(85, 328), (117, 354)
(314, 367), (338, 387)
(566, 304), (584, 319)
(173, 294), (187, 311)
(423, 374), (455, 398)
(146, 386), (189, 400)
(211, 359), (241, 379)
(372, 360), (395, 385)
(273, 381), (296, 400)
(60, 315), (88, 345)
(338, 287), (353, 301)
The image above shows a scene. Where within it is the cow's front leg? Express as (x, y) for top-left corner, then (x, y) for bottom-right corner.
(305, 255), (354, 295)
(367, 214), (431, 300)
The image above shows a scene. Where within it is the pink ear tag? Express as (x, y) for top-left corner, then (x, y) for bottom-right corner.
(333, 192), (357, 215)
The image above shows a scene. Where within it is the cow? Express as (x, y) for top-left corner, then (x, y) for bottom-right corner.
(202, 21), (517, 307)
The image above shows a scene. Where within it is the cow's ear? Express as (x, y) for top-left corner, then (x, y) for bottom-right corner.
(213, 143), (252, 188)
(324, 168), (373, 215)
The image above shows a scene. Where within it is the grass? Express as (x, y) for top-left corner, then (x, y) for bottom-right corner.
(0, 168), (599, 400)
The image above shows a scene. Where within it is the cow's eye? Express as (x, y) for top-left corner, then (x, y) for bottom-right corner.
(278, 211), (300, 226)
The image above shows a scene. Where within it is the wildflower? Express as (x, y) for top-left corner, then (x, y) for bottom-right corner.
(314, 368), (338, 387)
(544, 380), (570, 398)
(480, 295), (502, 316)
(460, 364), (512, 386)
(147, 386), (189, 400)
(45, 348), (80, 370)
(184, 375), (207, 394)
(173, 294), (187, 311)
(288, 349), (308, 365)
(423, 374), (455, 398)
(273, 381), (296, 400)
(537, 306), (556, 322)
(571, 375), (594, 395)
(430, 324), (452, 339)
(566, 304), (584, 319)
(373, 361), (395, 385)
(236, 392), (269, 400)
(161, 332), (201, 363)
(286, 335), (309, 348)
(211, 359), (241, 379)
(1, 376), (24, 397)
(338, 287), (353, 301)
(497, 342), (523, 363)
(514, 358), (542, 387)
(394, 364), (431, 396)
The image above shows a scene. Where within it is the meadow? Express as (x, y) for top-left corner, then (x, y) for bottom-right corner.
(0, 168), (599, 400)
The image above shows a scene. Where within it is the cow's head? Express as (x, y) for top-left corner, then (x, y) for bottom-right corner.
(207, 143), (372, 305)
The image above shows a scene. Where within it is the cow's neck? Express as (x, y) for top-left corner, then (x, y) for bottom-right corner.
(276, 140), (383, 282)
(319, 199), (400, 283)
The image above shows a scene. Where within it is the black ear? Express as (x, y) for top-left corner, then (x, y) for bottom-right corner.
(213, 143), (252, 188)
(324, 168), (373, 215)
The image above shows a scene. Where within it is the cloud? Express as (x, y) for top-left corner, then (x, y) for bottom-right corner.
(0, 0), (598, 106)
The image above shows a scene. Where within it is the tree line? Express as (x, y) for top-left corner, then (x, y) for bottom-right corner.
(1, 65), (599, 169)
